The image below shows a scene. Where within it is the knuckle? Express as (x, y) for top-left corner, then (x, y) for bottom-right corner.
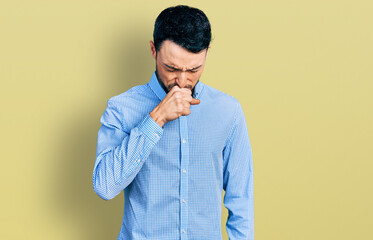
(174, 92), (182, 98)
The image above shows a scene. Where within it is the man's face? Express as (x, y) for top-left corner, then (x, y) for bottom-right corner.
(150, 40), (208, 93)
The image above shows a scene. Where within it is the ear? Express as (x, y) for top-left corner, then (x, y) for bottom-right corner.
(149, 40), (157, 59)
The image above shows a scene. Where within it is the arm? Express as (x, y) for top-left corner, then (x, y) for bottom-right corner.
(92, 100), (163, 200)
(223, 101), (254, 239)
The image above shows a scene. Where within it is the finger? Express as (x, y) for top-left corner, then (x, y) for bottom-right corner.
(183, 94), (194, 102)
(180, 88), (192, 95)
(181, 99), (191, 109)
(169, 85), (181, 93)
(190, 98), (200, 105)
(181, 107), (191, 116)
(181, 94), (199, 103)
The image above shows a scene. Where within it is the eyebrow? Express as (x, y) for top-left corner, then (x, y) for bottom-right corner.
(163, 63), (202, 71)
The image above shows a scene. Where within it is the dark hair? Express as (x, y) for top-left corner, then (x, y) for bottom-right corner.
(153, 5), (212, 53)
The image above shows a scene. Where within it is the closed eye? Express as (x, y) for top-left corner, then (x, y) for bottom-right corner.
(163, 63), (202, 73)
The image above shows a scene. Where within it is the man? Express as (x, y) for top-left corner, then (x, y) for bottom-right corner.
(93, 5), (254, 240)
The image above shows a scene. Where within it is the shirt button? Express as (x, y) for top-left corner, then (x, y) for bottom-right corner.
(182, 199), (186, 203)
(155, 133), (159, 138)
(182, 229), (186, 234)
(137, 159), (140, 163)
(182, 139), (186, 143)
(182, 169), (186, 173)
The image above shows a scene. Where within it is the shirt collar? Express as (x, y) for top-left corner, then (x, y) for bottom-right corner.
(149, 71), (204, 101)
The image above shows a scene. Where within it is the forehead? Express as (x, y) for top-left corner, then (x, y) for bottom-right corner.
(158, 40), (207, 68)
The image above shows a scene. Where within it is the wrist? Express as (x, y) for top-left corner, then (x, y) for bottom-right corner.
(149, 107), (166, 128)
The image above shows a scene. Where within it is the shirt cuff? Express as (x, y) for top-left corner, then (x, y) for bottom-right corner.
(137, 113), (164, 144)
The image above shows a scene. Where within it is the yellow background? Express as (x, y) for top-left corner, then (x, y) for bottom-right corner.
(1, 0), (372, 239)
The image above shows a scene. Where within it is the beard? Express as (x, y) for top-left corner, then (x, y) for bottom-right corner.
(166, 81), (193, 91)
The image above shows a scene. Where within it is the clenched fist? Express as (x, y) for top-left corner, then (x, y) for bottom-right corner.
(149, 85), (200, 127)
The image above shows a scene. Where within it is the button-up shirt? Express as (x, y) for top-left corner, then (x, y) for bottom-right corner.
(93, 71), (254, 240)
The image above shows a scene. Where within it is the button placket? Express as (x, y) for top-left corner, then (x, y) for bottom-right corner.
(179, 116), (189, 239)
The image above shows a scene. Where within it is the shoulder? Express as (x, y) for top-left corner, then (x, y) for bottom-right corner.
(102, 84), (156, 132)
(200, 82), (241, 111)
(198, 82), (245, 131)
(106, 84), (151, 108)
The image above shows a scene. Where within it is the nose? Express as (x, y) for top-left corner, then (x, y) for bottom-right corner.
(176, 71), (187, 88)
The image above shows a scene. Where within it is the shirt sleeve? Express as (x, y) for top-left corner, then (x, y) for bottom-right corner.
(223, 101), (254, 240)
(92, 99), (164, 200)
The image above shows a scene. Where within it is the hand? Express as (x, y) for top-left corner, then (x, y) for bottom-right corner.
(149, 85), (200, 127)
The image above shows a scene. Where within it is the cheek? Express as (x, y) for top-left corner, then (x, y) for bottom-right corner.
(190, 72), (202, 81)
(158, 71), (177, 86)
(158, 68), (174, 79)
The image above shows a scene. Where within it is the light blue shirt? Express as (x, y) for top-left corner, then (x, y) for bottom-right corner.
(93, 71), (254, 240)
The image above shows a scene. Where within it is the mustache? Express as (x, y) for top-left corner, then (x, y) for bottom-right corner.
(167, 82), (193, 91)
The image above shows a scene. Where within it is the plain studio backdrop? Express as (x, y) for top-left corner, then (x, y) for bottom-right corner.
(1, 0), (372, 239)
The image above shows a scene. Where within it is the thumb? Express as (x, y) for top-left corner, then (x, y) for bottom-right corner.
(190, 98), (200, 105)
